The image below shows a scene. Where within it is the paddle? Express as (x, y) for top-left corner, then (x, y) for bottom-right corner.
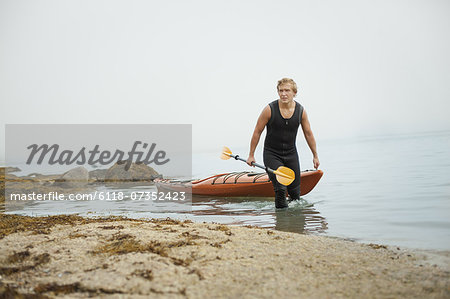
(220, 146), (295, 186)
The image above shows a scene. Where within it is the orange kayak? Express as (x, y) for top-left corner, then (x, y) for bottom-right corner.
(154, 170), (323, 197)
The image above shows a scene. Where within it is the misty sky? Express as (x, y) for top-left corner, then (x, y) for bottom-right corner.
(1, 0), (449, 163)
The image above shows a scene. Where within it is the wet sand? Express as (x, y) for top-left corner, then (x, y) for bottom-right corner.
(0, 214), (448, 298)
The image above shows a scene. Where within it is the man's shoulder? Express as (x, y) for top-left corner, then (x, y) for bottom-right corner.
(268, 99), (278, 108)
(295, 100), (304, 110)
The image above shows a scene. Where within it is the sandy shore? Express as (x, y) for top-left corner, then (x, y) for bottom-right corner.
(0, 214), (448, 298)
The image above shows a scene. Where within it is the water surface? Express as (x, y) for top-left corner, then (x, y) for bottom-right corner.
(6, 131), (450, 251)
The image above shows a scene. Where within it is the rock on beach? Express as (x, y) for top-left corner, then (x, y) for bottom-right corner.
(105, 161), (160, 182)
(54, 166), (89, 188)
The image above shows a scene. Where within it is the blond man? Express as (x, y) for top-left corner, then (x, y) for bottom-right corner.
(247, 78), (320, 208)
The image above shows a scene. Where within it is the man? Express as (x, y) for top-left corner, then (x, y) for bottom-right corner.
(246, 78), (320, 208)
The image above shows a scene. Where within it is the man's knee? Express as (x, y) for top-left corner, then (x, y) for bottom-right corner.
(271, 180), (286, 193)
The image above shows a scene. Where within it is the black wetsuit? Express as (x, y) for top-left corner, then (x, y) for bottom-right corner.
(263, 100), (303, 207)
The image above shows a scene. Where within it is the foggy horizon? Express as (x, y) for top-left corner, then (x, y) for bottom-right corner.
(1, 0), (449, 163)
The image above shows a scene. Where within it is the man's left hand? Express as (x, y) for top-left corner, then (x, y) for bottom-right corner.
(313, 157), (320, 169)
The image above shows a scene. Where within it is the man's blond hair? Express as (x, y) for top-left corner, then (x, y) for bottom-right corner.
(277, 78), (298, 94)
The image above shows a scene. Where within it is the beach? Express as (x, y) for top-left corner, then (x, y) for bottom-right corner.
(0, 214), (448, 298)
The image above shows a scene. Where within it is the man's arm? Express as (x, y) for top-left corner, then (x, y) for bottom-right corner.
(301, 109), (320, 169)
(246, 105), (271, 166)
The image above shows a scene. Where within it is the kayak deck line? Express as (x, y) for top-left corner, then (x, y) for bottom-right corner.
(208, 172), (270, 185)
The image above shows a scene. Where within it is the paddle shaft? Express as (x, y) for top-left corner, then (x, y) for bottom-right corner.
(231, 154), (275, 174)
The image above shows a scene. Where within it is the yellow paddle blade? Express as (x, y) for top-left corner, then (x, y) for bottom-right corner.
(274, 166), (295, 186)
(220, 146), (232, 160)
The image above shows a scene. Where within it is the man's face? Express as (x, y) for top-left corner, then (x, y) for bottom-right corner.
(278, 83), (296, 104)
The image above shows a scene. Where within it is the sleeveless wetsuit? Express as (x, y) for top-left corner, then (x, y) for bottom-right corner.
(263, 100), (303, 205)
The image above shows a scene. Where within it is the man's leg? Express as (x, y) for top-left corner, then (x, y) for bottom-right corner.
(285, 150), (301, 201)
(264, 150), (288, 208)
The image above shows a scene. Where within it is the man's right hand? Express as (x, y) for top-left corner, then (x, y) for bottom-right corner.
(246, 156), (256, 167)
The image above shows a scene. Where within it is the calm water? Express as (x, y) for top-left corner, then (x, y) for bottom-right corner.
(5, 131), (450, 251)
